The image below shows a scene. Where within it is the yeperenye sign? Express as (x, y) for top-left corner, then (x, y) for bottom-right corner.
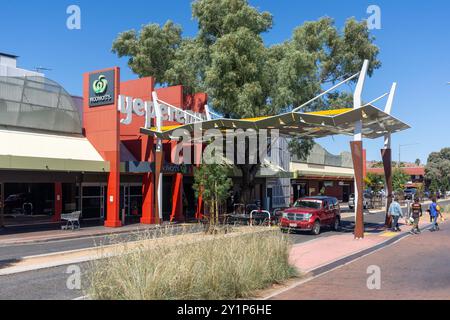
(89, 70), (116, 107)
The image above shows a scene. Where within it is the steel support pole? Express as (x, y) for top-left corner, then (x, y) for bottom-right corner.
(351, 141), (365, 239)
(153, 91), (163, 224)
(382, 146), (393, 227)
(352, 59), (369, 239)
(382, 83), (396, 228)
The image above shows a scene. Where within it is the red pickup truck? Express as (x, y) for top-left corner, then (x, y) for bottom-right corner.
(280, 196), (341, 235)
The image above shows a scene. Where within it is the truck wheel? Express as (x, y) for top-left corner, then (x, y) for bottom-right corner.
(311, 220), (321, 235)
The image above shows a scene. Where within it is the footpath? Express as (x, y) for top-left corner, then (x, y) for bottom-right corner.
(261, 208), (449, 300)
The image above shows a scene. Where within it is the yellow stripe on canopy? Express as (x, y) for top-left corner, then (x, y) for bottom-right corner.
(306, 108), (353, 116)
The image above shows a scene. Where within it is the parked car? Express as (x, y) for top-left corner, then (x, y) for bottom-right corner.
(279, 196), (341, 235)
(404, 188), (417, 200)
(348, 193), (373, 210)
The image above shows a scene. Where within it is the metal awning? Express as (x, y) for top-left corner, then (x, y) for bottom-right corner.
(140, 105), (410, 140)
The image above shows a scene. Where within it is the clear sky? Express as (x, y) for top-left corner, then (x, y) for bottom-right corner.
(1, 0), (449, 164)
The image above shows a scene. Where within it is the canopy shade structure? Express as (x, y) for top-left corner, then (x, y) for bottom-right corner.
(140, 104), (410, 140)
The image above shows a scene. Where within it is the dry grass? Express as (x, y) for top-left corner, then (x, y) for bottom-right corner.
(86, 227), (295, 300)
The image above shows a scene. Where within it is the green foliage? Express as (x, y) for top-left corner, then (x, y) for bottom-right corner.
(365, 172), (385, 192)
(193, 164), (232, 232)
(288, 138), (315, 161)
(193, 164), (232, 204)
(425, 148), (450, 192)
(112, 21), (182, 82)
(112, 0), (380, 120)
(88, 230), (295, 300)
(112, 0), (381, 200)
(392, 168), (409, 193)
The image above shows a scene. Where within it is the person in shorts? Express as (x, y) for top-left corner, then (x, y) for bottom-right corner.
(410, 197), (422, 234)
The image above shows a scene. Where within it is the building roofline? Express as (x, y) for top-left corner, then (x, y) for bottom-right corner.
(0, 52), (19, 59)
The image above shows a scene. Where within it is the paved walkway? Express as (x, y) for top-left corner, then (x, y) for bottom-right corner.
(288, 218), (430, 274)
(0, 222), (186, 246)
(271, 219), (450, 300)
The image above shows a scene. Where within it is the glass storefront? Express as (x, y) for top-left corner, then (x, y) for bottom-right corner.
(76, 183), (143, 222)
(3, 183), (54, 216)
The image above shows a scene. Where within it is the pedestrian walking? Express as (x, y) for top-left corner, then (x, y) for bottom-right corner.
(388, 196), (403, 232)
(429, 198), (441, 232)
(410, 197), (422, 234)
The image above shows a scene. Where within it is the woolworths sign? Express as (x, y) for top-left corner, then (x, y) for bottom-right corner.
(89, 70), (115, 107)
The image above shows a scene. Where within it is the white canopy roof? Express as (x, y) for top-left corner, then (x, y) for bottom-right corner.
(0, 129), (104, 161)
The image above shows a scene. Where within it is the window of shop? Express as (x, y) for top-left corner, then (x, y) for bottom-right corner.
(3, 183), (54, 216)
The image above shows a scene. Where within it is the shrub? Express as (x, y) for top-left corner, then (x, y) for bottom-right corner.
(87, 229), (296, 300)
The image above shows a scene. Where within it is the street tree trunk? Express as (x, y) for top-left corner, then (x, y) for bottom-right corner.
(237, 163), (260, 206)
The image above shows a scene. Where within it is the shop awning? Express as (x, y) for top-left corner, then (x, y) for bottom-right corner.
(140, 105), (410, 140)
(0, 129), (108, 172)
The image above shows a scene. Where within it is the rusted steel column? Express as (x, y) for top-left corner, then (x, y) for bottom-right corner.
(351, 141), (365, 239)
(382, 148), (393, 227)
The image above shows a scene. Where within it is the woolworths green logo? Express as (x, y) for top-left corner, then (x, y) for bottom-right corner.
(92, 75), (108, 94)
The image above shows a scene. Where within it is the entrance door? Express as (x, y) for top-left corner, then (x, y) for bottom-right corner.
(80, 184), (104, 220)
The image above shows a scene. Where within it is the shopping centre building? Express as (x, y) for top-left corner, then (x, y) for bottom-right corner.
(290, 144), (357, 203)
(0, 53), (409, 237)
(0, 53), (291, 228)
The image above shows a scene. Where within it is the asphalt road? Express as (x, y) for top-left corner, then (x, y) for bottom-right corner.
(272, 217), (450, 299)
(0, 264), (87, 300)
(0, 224), (205, 262)
(1, 200), (448, 300)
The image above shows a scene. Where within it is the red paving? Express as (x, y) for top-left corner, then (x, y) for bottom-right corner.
(273, 221), (450, 300)
(288, 219), (431, 273)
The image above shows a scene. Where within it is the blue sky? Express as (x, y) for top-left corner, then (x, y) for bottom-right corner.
(1, 0), (449, 164)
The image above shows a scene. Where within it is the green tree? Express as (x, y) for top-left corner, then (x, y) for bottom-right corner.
(112, 0), (381, 204)
(415, 158), (421, 166)
(193, 164), (232, 233)
(365, 172), (385, 192)
(425, 148), (450, 193)
(392, 168), (409, 193)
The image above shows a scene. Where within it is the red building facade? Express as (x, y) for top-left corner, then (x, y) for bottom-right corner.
(83, 67), (207, 227)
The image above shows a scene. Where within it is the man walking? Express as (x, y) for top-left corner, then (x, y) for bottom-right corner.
(429, 198), (441, 232)
(388, 196), (403, 232)
(410, 197), (422, 234)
